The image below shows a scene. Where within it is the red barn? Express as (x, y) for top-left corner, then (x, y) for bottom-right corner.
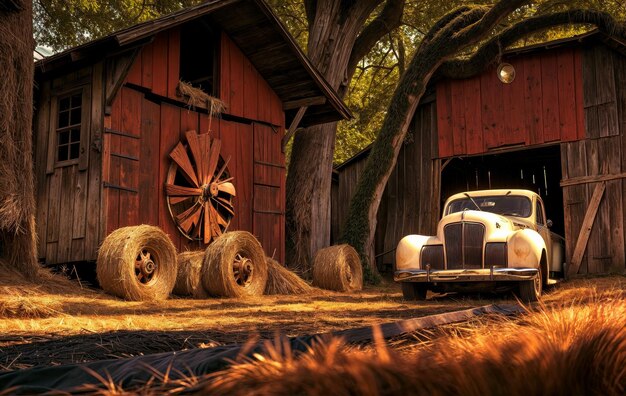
(34, 0), (349, 267)
(332, 31), (626, 276)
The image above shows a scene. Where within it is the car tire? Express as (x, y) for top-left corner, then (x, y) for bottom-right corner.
(517, 267), (542, 303)
(401, 282), (428, 300)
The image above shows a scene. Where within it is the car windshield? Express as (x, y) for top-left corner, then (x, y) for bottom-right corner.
(446, 195), (532, 218)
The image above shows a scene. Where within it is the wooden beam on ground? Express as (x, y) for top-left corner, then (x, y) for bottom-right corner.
(281, 106), (308, 152)
(560, 172), (626, 187)
(283, 96), (326, 110)
(568, 181), (606, 277)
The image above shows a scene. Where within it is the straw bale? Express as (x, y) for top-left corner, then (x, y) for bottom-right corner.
(202, 231), (267, 298)
(265, 257), (313, 295)
(312, 244), (363, 292)
(174, 250), (210, 298)
(97, 225), (177, 301)
(177, 80), (226, 117)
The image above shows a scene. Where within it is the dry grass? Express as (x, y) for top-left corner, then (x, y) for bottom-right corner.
(265, 257), (314, 295)
(0, 265), (624, 395)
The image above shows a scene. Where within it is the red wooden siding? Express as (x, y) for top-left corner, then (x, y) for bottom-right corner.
(103, 30), (287, 263)
(437, 48), (585, 158)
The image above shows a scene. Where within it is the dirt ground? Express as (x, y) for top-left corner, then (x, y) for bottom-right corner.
(0, 265), (624, 372)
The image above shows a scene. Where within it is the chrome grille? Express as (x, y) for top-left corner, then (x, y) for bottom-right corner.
(421, 245), (444, 270)
(444, 222), (485, 269)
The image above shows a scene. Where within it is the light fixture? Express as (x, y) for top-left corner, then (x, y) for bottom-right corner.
(497, 63), (516, 83)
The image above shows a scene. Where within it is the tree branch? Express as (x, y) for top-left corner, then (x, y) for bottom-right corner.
(347, 0), (406, 80)
(439, 9), (626, 79)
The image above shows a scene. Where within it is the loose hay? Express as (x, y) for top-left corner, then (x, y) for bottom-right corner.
(265, 257), (313, 295)
(312, 244), (363, 292)
(177, 80), (226, 116)
(202, 231), (267, 298)
(97, 225), (177, 301)
(174, 250), (210, 298)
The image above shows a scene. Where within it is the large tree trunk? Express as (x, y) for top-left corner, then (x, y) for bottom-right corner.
(286, 0), (404, 277)
(0, 0), (39, 279)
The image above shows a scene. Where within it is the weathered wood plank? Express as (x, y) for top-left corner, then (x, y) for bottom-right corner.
(436, 81), (453, 157)
(159, 103), (182, 247)
(541, 52), (560, 142)
(523, 55), (544, 145)
(569, 181), (605, 277)
(479, 70), (500, 149)
(220, 32), (231, 111)
(85, 62), (104, 260)
(152, 32), (169, 97)
(57, 166), (77, 263)
(141, 42), (154, 90)
(35, 80), (52, 258)
(557, 50), (578, 142)
(167, 28), (181, 100)
(450, 79), (466, 155)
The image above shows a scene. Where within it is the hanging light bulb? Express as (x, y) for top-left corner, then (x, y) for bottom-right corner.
(497, 63), (516, 83)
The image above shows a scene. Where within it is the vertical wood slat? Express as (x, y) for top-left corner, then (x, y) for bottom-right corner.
(479, 69), (501, 148)
(158, 103), (182, 248)
(436, 81), (453, 158)
(57, 166), (77, 263)
(118, 88), (142, 228)
(220, 32), (231, 112)
(450, 80), (466, 155)
(105, 95), (122, 235)
(167, 28), (181, 100)
(523, 55), (544, 145)
(141, 42), (154, 90)
(125, 48), (143, 86)
(541, 51), (561, 142)
(557, 50), (578, 142)
(463, 76), (483, 154)
(85, 62), (104, 260)
(503, 59), (526, 146)
(152, 32), (169, 97)
(139, 98), (161, 227)
(228, 37), (245, 118)
(243, 56), (258, 120)
(35, 80), (51, 258)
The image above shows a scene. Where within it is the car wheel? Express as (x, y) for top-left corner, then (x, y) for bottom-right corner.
(517, 267), (542, 303)
(401, 282), (428, 300)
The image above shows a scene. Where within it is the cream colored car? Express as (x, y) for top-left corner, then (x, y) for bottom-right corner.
(395, 189), (564, 302)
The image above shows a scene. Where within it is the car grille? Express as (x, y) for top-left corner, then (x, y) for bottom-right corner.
(444, 222), (485, 269)
(421, 245), (444, 270)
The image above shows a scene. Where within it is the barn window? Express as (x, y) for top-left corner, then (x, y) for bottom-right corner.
(179, 19), (219, 96)
(56, 91), (82, 163)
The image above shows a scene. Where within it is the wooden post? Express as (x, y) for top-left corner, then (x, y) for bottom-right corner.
(281, 106), (308, 152)
(568, 181), (606, 277)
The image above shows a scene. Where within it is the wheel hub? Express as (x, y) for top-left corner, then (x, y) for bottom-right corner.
(135, 249), (157, 284)
(233, 254), (253, 287)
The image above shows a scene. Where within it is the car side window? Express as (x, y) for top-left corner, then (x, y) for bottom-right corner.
(536, 200), (545, 226)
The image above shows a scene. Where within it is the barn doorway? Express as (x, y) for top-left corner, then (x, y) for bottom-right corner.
(440, 144), (564, 236)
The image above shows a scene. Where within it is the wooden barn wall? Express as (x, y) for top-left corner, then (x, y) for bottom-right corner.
(100, 30), (285, 263)
(331, 101), (439, 269)
(560, 45), (626, 275)
(34, 63), (104, 264)
(436, 47), (585, 158)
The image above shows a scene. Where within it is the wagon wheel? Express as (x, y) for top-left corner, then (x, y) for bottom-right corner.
(164, 130), (236, 244)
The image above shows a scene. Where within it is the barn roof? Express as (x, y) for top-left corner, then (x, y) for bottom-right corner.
(34, 0), (351, 128)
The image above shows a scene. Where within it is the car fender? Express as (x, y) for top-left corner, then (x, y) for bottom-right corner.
(396, 235), (440, 270)
(506, 228), (546, 268)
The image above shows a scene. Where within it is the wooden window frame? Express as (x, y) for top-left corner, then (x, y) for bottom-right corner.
(46, 84), (92, 173)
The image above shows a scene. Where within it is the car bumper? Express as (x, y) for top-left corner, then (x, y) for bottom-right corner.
(394, 267), (539, 283)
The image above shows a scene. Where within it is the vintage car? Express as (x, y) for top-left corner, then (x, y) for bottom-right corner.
(395, 189), (564, 302)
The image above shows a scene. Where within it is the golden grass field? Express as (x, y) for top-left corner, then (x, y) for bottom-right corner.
(0, 262), (624, 394)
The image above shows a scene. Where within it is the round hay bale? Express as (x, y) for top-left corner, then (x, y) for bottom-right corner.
(97, 225), (177, 301)
(265, 257), (313, 295)
(312, 244), (363, 292)
(201, 231), (267, 298)
(173, 250), (210, 298)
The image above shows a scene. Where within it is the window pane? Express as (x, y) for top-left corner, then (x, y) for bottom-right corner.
(71, 94), (82, 108)
(57, 145), (68, 162)
(70, 128), (80, 142)
(70, 143), (80, 160)
(59, 130), (70, 145)
(58, 111), (69, 128)
(70, 108), (81, 125)
(59, 97), (70, 111)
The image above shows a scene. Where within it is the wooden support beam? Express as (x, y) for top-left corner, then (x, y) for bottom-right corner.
(560, 172), (626, 187)
(281, 106), (308, 152)
(283, 96), (325, 110)
(568, 181), (605, 277)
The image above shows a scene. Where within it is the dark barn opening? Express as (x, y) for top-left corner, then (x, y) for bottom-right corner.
(441, 144), (564, 237)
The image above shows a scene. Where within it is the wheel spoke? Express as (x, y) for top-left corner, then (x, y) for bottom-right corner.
(169, 142), (199, 187)
(205, 139), (221, 184)
(179, 204), (203, 233)
(203, 202), (212, 244)
(165, 184), (202, 197)
(213, 155), (231, 184)
(217, 182), (236, 197)
(185, 130), (204, 183)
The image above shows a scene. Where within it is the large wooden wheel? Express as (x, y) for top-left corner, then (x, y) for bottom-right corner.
(165, 130), (236, 244)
